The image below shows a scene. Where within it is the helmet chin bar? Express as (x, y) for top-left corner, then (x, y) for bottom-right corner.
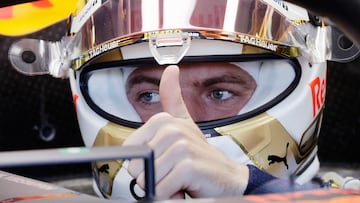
(8, 36), (78, 78)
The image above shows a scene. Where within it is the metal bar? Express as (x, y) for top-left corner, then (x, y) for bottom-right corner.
(0, 145), (155, 200)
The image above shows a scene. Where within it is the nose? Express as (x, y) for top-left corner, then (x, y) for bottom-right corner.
(182, 95), (208, 122)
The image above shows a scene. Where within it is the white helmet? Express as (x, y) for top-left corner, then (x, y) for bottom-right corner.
(8, 0), (359, 200)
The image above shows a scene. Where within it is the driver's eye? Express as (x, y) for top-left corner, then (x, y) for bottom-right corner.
(139, 92), (160, 103)
(211, 89), (233, 100)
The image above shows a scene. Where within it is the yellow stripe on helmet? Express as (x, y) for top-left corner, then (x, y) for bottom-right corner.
(0, 0), (79, 36)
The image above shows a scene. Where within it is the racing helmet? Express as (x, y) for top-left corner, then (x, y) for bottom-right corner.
(8, 0), (359, 200)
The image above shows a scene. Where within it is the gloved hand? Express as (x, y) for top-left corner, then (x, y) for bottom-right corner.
(123, 65), (249, 200)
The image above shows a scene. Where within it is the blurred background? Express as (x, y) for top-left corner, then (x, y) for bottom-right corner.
(0, 17), (359, 193)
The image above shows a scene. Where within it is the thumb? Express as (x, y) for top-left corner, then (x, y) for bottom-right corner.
(160, 65), (191, 119)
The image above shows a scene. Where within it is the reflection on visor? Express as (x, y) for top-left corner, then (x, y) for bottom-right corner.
(80, 56), (299, 128)
(8, 0), (358, 80)
(69, 0), (324, 69)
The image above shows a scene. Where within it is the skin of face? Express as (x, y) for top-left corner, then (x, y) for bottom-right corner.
(126, 62), (257, 122)
(124, 65), (252, 199)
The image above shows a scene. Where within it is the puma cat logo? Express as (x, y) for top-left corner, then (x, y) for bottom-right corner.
(268, 142), (289, 169)
(98, 164), (110, 174)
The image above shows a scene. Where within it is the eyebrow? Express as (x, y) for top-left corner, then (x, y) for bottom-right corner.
(126, 74), (252, 92)
(201, 75), (251, 88)
(126, 75), (160, 92)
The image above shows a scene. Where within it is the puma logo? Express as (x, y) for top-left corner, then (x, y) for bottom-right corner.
(268, 142), (289, 169)
(98, 164), (110, 174)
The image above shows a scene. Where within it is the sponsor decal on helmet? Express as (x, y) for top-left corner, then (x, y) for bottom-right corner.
(239, 34), (278, 52)
(268, 142), (289, 169)
(89, 40), (122, 58)
(144, 29), (183, 39)
(309, 76), (326, 117)
(70, 0), (102, 33)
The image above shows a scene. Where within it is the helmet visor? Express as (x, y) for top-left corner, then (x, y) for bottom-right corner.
(79, 54), (299, 127)
(69, 0), (327, 70)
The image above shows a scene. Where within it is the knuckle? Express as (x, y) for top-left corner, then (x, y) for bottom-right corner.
(173, 139), (192, 155)
(127, 160), (143, 177)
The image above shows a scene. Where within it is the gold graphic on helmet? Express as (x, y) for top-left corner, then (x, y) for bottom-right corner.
(91, 111), (321, 183)
(299, 108), (323, 157)
(215, 112), (320, 177)
(92, 122), (135, 197)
